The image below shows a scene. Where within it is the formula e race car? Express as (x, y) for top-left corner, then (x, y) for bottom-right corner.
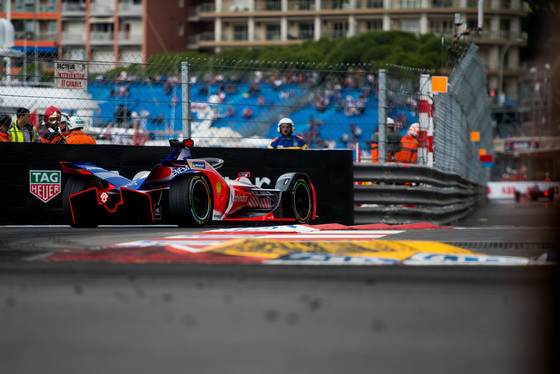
(61, 139), (316, 228)
(514, 184), (555, 202)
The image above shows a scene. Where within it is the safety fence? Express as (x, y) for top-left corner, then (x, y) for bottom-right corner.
(0, 52), (423, 152)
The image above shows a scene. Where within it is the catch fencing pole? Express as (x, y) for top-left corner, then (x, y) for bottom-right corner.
(181, 61), (191, 139)
(419, 74), (432, 166)
(378, 69), (387, 163)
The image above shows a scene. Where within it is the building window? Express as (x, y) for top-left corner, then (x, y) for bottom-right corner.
(367, 0), (384, 8)
(431, 0), (453, 7)
(430, 20), (454, 35)
(178, 22), (184, 36)
(333, 22), (348, 38)
(399, 0), (421, 8)
(400, 20), (419, 34)
(367, 20), (383, 31)
(298, 23), (314, 39)
(266, 0), (282, 11)
(266, 24), (281, 40)
(178, 0), (184, 7)
(233, 24), (248, 41)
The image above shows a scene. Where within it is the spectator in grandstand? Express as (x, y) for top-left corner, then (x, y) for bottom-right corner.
(63, 116), (97, 145)
(395, 123), (419, 164)
(0, 113), (12, 142)
(341, 123), (362, 147)
(131, 112), (147, 146)
(242, 107), (253, 119)
(38, 106), (65, 144)
(9, 107), (37, 143)
(370, 118), (402, 162)
(225, 106), (236, 117)
(269, 118), (306, 149)
(248, 82), (260, 96)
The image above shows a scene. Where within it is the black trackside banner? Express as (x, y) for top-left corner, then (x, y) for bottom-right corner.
(0, 143), (354, 225)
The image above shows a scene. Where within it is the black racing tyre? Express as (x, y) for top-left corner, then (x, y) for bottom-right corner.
(62, 175), (104, 228)
(290, 178), (313, 224)
(169, 174), (213, 227)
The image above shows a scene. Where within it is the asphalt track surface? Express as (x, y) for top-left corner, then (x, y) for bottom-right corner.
(1, 200), (559, 374)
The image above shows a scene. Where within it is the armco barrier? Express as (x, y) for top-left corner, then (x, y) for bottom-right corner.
(0, 144), (354, 226)
(353, 163), (487, 225)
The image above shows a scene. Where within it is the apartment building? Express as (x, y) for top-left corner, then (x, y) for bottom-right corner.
(1, 0), (528, 98)
(1, 0), (188, 68)
(188, 0), (528, 98)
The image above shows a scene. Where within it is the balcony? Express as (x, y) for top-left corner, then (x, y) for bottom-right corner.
(287, 0), (316, 11)
(118, 32), (143, 45)
(356, 0), (384, 9)
(321, 0), (352, 10)
(15, 31), (57, 42)
(254, 1), (281, 11)
(90, 3), (115, 16)
(61, 31), (86, 44)
(389, 0), (422, 9)
(90, 31), (114, 45)
(119, 3), (143, 16)
(430, 0), (458, 7)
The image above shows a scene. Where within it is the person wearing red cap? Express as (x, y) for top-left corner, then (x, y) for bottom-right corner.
(39, 106), (66, 144)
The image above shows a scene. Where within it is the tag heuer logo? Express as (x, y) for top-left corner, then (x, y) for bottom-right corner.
(30, 170), (61, 203)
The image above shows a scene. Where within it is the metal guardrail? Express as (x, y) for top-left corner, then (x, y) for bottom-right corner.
(353, 163), (486, 225)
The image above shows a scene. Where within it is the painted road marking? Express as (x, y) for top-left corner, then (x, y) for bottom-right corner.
(41, 224), (550, 265)
(116, 230), (405, 253)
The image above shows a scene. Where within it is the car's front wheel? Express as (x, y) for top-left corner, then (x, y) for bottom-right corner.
(289, 178), (313, 224)
(169, 174), (213, 227)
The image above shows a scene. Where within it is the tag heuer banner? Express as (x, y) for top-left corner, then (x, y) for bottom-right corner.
(30, 170), (61, 203)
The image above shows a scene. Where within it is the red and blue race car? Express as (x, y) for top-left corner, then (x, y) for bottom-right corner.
(61, 139), (316, 228)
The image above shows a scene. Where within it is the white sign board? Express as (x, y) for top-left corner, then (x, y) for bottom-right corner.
(54, 61), (87, 90)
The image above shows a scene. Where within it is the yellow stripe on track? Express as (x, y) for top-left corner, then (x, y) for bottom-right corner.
(205, 239), (477, 260)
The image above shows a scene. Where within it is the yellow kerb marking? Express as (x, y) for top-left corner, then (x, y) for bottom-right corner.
(204, 239), (477, 260)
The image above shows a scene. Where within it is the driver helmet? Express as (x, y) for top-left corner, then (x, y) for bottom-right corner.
(44, 106), (62, 128)
(68, 116), (86, 130)
(408, 123), (420, 137)
(277, 117), (295, 136)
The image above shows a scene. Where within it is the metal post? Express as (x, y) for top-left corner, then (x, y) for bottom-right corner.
(498, 38), (523, 104)
(378, 69), (387, 163)
(181, 61), (191, 139)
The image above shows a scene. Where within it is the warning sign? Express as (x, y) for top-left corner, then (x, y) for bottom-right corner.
(55, 61), (87, 90)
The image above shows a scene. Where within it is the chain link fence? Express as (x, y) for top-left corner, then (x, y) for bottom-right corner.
(1, 44), (490, 184)
(434, 43), (493, 184)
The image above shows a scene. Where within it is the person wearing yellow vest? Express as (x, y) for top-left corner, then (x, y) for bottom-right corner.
(9, 107), (37, 143)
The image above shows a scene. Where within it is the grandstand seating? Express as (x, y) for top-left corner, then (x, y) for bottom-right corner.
(88, 80), (419, 147)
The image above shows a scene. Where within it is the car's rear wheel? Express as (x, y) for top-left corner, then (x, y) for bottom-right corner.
(289, 178), (313, 224)
(169, 174), (213, 227)
(63, 175), (103, 228)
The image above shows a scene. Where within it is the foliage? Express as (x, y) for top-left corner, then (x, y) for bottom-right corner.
(141, 31), (450, 76)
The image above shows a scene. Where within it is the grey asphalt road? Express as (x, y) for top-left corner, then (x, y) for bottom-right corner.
(0, 199), (558, 374)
